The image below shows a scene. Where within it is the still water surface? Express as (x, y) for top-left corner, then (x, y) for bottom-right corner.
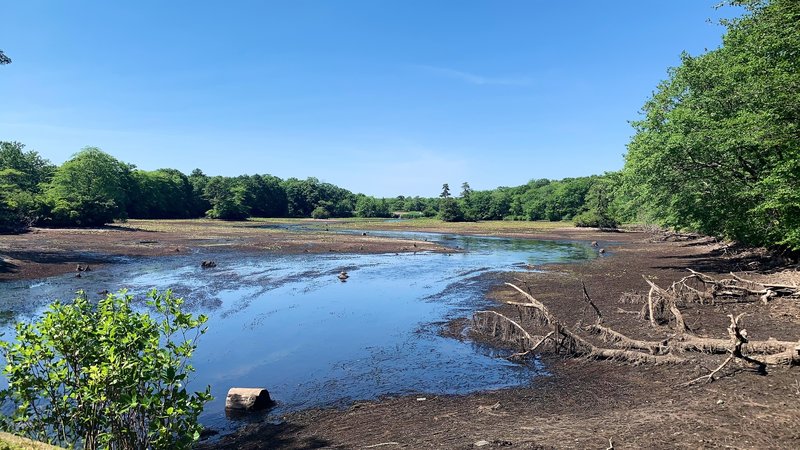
(0, 231), (596, 433)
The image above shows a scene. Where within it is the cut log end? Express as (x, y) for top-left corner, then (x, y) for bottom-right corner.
(225, 388), (274, 411)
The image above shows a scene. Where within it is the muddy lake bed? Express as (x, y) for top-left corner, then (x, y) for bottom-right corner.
(0, 230), (598, 436)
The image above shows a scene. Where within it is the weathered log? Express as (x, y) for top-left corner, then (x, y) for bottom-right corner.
(225, 388), (273, 411)
(587, 323), (666, 355)
(559, 326), (682, 365)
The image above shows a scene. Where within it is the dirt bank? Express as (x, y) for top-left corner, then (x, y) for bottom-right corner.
(205, 229), (800, 449)
(0, 219), (446, 281)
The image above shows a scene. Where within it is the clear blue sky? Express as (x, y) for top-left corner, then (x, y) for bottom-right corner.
(1, 1), (742, 197)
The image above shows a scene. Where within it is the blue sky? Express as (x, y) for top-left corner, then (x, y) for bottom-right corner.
(1, 1), (741, 197)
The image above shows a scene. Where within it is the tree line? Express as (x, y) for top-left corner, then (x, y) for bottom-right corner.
(621, 0), (800, 250)
(0, 142), (621, 231)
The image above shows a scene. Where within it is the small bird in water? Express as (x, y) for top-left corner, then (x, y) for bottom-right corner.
(338, 271), (349, 281)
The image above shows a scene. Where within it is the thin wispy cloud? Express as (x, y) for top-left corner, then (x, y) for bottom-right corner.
(413, 65), (533, 86)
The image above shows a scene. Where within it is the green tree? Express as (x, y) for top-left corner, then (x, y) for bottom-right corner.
(203, 176), (250, 220)
(0, 142), (55, 191)
(459, 182), (477, 221)
(128, 169), (193, 219)
(573, 177), (619, 228)
(0, 142), (54, 232)
(354, 196), (391, 218)
(241, 174), (287, 218)
(44, 147), (133, 227)
(0, 290), (212, 449)
(438, 183), (463, 222)
(439, 183), (451, 199)
(0, 169), (39, 233)
(187, 169), (212, 217)
(623, 0), (800, 248)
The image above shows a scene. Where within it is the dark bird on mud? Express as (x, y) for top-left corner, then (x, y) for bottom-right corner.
(84, 265), (91, 272)
(76, 264), (83, 272)
(599, 248), (606, 254)
(591, 241), (598, 247)
(98, 289), (109, 296)
(362, 232), (367, 236)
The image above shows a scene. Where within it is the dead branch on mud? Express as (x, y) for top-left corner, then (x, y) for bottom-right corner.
(472, 275), (800, 377)
(473, 283), (683, 365)
(683, 313), (768, 385)
(677, 269), (798, 305)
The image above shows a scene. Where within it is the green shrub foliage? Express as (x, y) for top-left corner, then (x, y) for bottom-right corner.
(623, 0), (800, 248)
(0, 290), (212, 449)
(0, 141), (629, 231)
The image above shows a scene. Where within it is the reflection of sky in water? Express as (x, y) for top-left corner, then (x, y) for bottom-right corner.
(0, 231), (596, 434)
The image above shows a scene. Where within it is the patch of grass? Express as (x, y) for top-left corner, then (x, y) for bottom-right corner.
(0, 433), (63, 450)
(324, 218), (574, 234)
(119, 218), (574, 237)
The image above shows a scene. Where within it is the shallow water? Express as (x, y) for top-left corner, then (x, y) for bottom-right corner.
(0, 231), (596, 434)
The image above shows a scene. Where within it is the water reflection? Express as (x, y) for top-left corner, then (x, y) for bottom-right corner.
(0, 231), (595, 434)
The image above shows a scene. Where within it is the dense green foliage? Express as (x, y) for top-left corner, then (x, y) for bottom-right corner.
(0, 141), (615, 230)
(0, 142), (54, 232)
(43, 148), (134, 227)
(623, 0), (800, 248)
(0, 290), (211, 449)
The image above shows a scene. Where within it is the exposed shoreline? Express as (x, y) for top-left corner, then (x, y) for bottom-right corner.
(3, 220), (798, 449)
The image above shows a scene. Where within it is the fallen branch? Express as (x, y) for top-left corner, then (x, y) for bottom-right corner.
(587, 323), (666, 355)
(559, 326), (682, 365)
(509, 331), (555, 360)
(473, 310), (540, 349)
(581, 281), (603, 323)
(683, 313), (768, 385)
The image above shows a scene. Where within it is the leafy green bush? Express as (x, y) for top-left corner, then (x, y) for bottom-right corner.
(0, 290), (212, 450)
(573, 210), (618, 229)
(310, 205), (331, 219)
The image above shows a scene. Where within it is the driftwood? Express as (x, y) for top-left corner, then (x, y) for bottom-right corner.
(472, 275), (800, 378)
(473, 283), (683, 365)
(683, 314), (768, 385)
(677, 269), (798, 304)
